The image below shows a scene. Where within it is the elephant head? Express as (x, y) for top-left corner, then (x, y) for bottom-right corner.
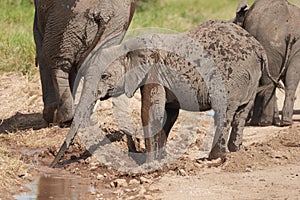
(49, 36), (153, 167)
(50, 33), (198, 167)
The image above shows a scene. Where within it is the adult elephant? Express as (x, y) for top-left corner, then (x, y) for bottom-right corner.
(234, 0), (300, 126)
(33, 0), (136, 125)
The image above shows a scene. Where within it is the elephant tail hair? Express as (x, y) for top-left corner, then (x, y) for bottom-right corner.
(263, 56), (285, 91)
(277, 34), (297, 84)
(260, 34), (297, 94)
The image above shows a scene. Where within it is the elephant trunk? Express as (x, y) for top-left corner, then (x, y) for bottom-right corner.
(49, 121), (79, 168)
(50, 72), (98, 167)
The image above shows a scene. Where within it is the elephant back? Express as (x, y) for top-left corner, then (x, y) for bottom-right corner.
(187, 20), (265, 74)
(244, 0), (300, 54)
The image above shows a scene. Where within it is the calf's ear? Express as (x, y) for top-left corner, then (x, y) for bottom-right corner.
(124, 65), (148, 98)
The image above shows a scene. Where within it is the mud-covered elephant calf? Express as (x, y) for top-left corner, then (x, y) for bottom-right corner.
(33, 0), (136, 125)
(234, 0), (300, 126)
(50, 20), (267, 166)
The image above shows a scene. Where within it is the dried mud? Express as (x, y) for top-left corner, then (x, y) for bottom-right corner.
(0, 72), (299, 199)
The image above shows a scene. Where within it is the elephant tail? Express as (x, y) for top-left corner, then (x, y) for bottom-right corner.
(260, 34), (297, 94)
(76, 16), (107, 71)
(277, 34), (297, 83)
(256, 51), (284, 94)
(263, 58), (285, 91)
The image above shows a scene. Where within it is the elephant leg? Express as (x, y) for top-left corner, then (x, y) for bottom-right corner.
(209, 103), (237, 159)
(39, 67), (58, 125)
(282, 57), (300, 126)
(68, 66), (77, 95)
(39, 62), (58, 124)
(252, 56), (280, 126)
(250, 93), (263, 125)
(163, 107), (179, 138)
(228, 97), (255, 152)
(33, 15), (58, 124)
(141, 84), (167, 162)
(52, 68), (73, 124)
(273, 99), (281, 126)
(252, 88), (279, 126)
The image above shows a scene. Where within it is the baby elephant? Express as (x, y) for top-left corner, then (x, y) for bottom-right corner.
(95, 20), (266, 161)
(51, 20), (267, 166)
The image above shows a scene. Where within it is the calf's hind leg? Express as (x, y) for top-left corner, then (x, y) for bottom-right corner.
(163, 107), (179, 138)
(228, 97), (255, 152)
(209, 103), (238, 159)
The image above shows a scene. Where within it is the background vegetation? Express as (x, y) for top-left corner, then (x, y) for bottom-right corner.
(0, 0), (36, 76)
(1, 0), (300, 77)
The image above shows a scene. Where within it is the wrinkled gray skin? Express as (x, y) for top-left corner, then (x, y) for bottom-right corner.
(234, 0), (300, 126)
(33, 0), (136, 124)
(50, 20), (266, 166)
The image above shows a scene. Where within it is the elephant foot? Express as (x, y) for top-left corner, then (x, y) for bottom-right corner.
(254, 117), (281, 127)
(145, 148), (166, 163)
(249, 118), (259, 126)
(43, 103), (73, 125)
(43, 104), (58, 124)
(228, 143), (243, 152)
(55, 105), (73, 125)
(59, 119), (73, 128)
(273, 117), (281, 126)
(208, 144), (226, 160)
(280, 120), (293, 127)
(257, 121), (273, 127)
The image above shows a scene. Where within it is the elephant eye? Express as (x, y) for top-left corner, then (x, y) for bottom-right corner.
(101, 73), (111, 80)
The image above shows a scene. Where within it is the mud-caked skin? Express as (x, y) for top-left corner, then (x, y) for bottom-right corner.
(234, 0), (300, 126)
(33, 0), (136, 124)
(94, 20), (266, 160)
(50, 20), (266, 166)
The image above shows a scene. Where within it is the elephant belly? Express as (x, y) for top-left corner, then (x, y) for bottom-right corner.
(165, 85), (210, 112)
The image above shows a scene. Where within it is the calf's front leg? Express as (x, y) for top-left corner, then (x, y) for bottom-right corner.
(141, 83), (168, 162)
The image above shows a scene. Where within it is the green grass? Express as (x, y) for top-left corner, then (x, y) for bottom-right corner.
(0, 0), (36, 77)
(1, 0), (300, 76)
(131, 0), (255, 31)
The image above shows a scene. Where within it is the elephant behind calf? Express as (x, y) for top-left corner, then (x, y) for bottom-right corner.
(33, 0), (136, 124)
(234, 0), (300, 126)
(51, 20), (267, 166)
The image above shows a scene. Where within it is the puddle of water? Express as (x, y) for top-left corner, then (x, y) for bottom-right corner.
(13, 173), (96, 200)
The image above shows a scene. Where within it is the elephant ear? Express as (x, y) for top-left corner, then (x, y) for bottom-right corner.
(234, 0), (249, 26)
(124, 52), (150, 98)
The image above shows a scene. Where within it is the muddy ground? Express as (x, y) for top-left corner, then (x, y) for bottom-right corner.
(0, 72), (299, 199)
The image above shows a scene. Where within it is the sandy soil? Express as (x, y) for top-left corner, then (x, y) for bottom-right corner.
(0, 72), (299, 199)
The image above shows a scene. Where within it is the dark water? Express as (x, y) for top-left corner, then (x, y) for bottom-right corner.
(14, 173), (96, 200)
